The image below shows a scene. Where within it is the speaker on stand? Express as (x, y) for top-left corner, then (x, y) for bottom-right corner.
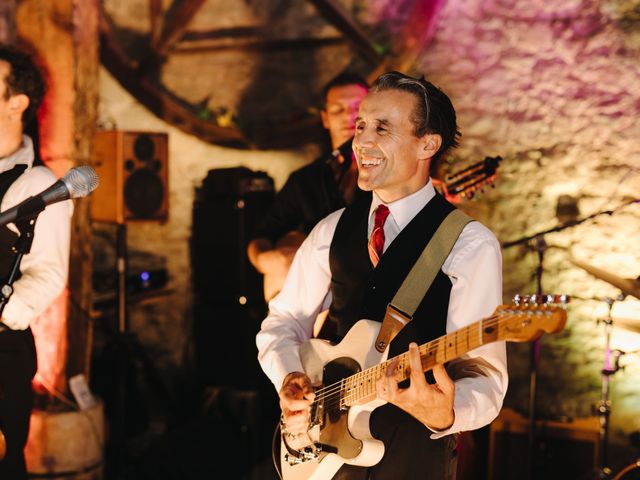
(190, 167), (279, 473)
(91, 130), (171, 479)
(191, 167), (274, 388)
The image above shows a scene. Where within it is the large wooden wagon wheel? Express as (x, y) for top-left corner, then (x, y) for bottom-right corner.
(99, 0), (444, 150)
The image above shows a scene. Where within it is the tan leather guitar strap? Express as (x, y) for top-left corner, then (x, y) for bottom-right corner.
(374, 209), (473, 353)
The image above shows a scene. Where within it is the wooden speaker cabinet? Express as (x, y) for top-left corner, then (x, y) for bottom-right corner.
(91, 131), (169, 223)
(489, 408), (600, 480)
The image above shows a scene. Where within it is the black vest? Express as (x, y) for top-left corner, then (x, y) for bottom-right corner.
(328, 191), (456, 355)
(0, 164), (28, 283)
(327, 192), (460, 474)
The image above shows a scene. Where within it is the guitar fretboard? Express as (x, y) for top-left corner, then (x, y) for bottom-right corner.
(337, 314), (499, 408)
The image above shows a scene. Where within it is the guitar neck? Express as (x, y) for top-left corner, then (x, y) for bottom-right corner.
(340, 315), (497, 408)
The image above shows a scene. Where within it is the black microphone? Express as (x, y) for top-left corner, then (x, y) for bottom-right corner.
(0, 165), (99, 228)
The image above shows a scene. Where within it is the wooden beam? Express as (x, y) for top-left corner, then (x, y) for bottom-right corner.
(152, 0), (207, 56)
(173, 35), (345, 54)
(0, 0), (17, 43)
(307, 0), (384, 65)
(368, 0), (445, 80)
(16, 0), (99, 394)
(149, 0), (163, 47)
(100, 19), (250, 149)
(180, 26), (266, 41)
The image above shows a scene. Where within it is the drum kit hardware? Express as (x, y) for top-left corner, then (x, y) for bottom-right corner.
(503, 200), (639, 480)
(567, 256), (640, 480)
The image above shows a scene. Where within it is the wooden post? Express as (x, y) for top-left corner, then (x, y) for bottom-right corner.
(16, 0), (99, 393)
(0, 0), (16, 44)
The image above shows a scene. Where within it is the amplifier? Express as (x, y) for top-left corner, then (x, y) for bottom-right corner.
(489, 408), (600, 480)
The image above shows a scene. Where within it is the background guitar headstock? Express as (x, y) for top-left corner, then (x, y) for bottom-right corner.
(435, 156), (502, 203)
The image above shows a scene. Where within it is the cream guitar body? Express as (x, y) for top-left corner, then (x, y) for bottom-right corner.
(278, 297), (568, 480)
(281, 320), (388, 480)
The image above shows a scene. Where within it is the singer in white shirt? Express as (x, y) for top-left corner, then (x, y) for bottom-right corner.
(0, 134), (72, 330)
(0, 44), (73, 480)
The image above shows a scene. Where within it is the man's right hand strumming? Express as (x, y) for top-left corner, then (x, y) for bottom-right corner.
(279, 371), (315, 448)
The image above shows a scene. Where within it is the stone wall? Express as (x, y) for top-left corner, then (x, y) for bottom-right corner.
(98, 0), (640, 464)
(415, 0), (640, 453)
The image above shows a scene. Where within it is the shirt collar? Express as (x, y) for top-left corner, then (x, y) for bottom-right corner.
(0, 135), (34, 173)
(369, 179), (436, 230)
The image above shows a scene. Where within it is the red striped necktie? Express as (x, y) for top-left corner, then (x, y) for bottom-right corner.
(368, 204), (390, 267)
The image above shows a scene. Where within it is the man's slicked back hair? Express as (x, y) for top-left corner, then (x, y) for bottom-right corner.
(370, 71), (460, 165)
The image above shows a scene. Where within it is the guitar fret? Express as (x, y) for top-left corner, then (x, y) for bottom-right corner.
(290, 300), (569, 476)
(337, 305), (566, 410)
(462, 324), (470, 353)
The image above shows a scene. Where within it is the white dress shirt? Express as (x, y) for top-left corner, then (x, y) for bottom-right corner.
(256, 179), (508, 437)
(0, 135), (73, 330)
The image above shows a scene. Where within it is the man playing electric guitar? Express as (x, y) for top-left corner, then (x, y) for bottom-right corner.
(256, 71), (508, 480)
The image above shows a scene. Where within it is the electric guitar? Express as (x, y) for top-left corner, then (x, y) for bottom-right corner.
(262, 156), (502, 302)
(278, 295), (568, 480)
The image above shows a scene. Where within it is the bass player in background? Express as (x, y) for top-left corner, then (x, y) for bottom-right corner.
(256, 71), (508, 479)
(247, 72), (370, 308)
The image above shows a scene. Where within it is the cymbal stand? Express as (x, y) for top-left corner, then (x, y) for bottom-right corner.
(501, 198), (639, 480)
(595, 295), (626, 479)
(525, 235), (547, 480)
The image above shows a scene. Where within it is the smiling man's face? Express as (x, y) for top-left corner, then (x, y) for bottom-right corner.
(353, 88), (440, 203)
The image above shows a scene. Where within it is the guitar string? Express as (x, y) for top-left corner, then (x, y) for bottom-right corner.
(311, 309), (556, 415)
(312, 314), (500, 411)
(311, 313), (501, 399)
(309, 313), (506, 414)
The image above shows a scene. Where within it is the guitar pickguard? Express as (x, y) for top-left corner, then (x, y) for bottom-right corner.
(317, 357), (363, 459)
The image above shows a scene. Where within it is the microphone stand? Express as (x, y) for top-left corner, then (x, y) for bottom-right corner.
(501, 198), (637, 480)
(502, 198), (638, 250)
(0, 215), (39, 330)
(526, 235), (546, 480)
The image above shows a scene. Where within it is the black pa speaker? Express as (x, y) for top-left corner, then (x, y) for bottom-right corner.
(190, 167), (275, 388)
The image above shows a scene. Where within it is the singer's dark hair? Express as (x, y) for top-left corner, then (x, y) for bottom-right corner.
(322, 72), (369, 108)
(370, 71), (460, 166)
(0, 44), (46, 126)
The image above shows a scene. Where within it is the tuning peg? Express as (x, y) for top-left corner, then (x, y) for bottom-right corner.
(535, 294), (571, 305)
(559, 294), (571, 305)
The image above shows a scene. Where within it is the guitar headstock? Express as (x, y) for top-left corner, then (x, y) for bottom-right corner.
(441, 156), (502, 202)
(494, 294), (570, 342)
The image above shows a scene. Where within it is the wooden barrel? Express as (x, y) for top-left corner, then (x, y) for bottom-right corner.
(25, 400), (105, 480)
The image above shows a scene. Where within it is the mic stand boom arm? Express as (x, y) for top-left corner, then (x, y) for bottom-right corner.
(0, 213), (39, 331)
(500, 198), (636, 480)
(502, 198), (638, 249)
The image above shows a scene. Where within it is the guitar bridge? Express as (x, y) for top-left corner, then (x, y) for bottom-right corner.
(284, 444), (322, 465)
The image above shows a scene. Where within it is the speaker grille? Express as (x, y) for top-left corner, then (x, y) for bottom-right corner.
(133, 134), (155, 161)
(124, 169), (165, 219)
